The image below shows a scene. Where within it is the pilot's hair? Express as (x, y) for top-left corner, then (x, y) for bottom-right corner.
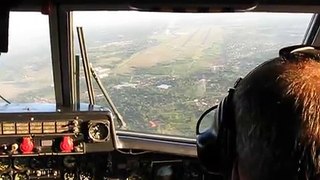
(233, 57), (320, 179)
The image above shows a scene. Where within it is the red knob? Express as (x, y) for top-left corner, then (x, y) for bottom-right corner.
(60, 136), (74, 152)
(20, 137), (34, 153)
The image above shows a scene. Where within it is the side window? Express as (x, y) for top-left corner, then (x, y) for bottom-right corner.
(0, 12), (55, 103)
(73, 12), (312, 137)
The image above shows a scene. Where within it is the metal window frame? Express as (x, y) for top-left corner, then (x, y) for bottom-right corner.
(49, 4), (76, 108)
(304, 14), (320, 46)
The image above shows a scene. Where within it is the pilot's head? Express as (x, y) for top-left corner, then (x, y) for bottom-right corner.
(197, 45), (320, 180)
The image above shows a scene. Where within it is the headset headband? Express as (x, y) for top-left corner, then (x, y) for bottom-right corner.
(279, 45), (320, 61)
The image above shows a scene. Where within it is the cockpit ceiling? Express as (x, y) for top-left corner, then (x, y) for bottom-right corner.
(3, 0), (320, 13)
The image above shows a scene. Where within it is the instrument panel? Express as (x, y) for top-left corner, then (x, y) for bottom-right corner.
(0, 111), (114, 156)
(0, 108), (116, 179)
(0, 108), (115, 154)
(0, 105), (214, 180)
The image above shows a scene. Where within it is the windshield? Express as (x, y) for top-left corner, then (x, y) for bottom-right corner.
(73, 11), (312, 137)
(0, 12), (55, 104)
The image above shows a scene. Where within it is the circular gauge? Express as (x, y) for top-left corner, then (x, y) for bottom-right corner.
(63, 156), (76, 169)
(13, 158), (29, 171)
(0, 159), (11, 173)
(0, 174), (12, 180)
(29, 158), (42, 169)
(46, 158), (57, 168)
(14, 173), (28, 180)
(88, 122), (109, 142)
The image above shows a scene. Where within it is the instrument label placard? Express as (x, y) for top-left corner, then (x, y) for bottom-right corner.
(16, 122), (29, 134)
(3, 122), (16, 134)
(43, 122), (56, 133)
(30, 122), (42, 134)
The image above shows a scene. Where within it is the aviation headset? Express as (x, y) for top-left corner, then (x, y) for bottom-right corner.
(196, 45), (320, 178)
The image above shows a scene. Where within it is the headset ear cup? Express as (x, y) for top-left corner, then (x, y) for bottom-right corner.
(196, 127), (220, 173)
(196, 101), (224, 174)
(196, 88), (236, 176)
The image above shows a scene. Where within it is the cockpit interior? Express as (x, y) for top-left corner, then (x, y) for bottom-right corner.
(0, 0), (320, 179)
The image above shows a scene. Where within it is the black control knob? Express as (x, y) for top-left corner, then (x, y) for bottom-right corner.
(30, 158), (42, 169)
(1, 144), (8, 154)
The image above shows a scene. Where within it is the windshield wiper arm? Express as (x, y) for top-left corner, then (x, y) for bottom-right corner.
(0, 94), (10, 104)
(89, 64), (127, 128)
(76, 26), (126, 128)
(76, 27), (95, 105)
